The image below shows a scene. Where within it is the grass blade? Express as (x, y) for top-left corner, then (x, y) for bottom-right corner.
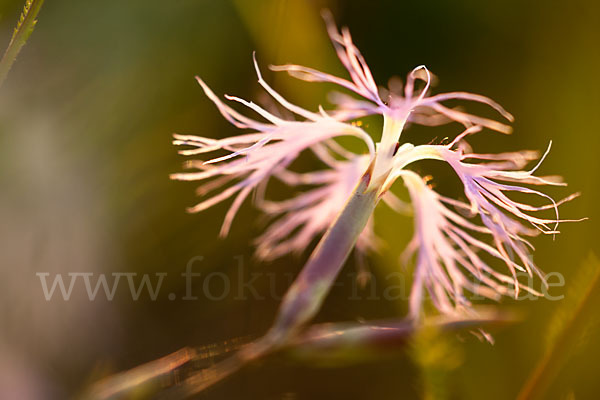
(517, 253), (600, 400)
(0, 0), (45, 88)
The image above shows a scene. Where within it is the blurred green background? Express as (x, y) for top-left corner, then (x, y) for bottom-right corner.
(0, 0), (599, 399)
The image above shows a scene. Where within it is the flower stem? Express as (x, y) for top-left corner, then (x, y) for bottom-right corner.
(265, 161), (379, 345)
(166, 162), (380, 397)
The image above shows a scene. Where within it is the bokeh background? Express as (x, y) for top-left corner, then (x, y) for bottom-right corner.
(1, 0), (599, 399)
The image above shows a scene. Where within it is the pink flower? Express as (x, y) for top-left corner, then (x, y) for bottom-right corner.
(172, 13), (581, 319)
